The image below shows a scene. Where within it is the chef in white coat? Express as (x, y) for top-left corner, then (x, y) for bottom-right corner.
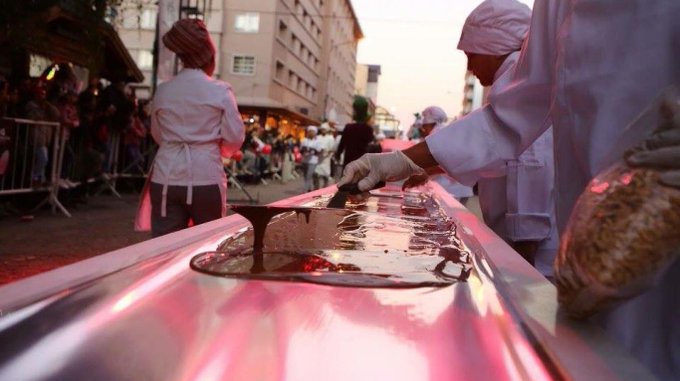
(145, 19), (245, 237)
(314, 123), (336, 189)
(301, 125), (322, 192)
(414, 106), (474, 204)
(456, 0), (558, 276)
(339, 0), (680, 378)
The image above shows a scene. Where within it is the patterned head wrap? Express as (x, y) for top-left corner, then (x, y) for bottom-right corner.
(163, 19), (216, 68)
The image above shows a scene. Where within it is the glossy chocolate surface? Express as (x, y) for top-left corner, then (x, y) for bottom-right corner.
(192, 191), (472, 287)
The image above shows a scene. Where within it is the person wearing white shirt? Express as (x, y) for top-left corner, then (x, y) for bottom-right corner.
(455, 0), (558, 276)
(412, 106), (474, 204)
(140, 19), (245, 237)
(338, 0), (680, 378)
(314, 123), (336, 189)
(300, 125), (321, 192)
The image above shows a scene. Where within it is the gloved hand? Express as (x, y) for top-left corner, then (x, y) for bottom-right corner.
(627, 98), (680, 188)
(338, 151), (425, 191)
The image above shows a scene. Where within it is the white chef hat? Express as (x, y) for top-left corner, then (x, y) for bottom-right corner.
(306, 125), (318, 134)
(457, 0), (532, 56)
(319, 122), (331, 131)
(421, 106), (448, 125)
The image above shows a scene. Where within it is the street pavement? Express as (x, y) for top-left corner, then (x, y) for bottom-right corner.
(0, 178), (310, 285)
(0, 178), (482, 286)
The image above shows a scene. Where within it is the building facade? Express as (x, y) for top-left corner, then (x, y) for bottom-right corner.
(116, 0), (362, 133)
(115, 0), (224, 99)
(354, 63), (380, 104)
(460, 70), (484, 116)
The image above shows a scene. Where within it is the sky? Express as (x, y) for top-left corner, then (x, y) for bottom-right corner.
(352, 0), (533, 130)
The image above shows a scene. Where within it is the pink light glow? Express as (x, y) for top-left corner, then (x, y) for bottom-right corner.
(589, 181), (610, 194)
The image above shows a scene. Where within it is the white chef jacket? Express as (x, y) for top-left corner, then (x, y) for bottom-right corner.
(150, 68), (245, 216)
(301, 137), (322, 165)
(431, 121), (474, 200)
(473, 52), (559, 276)
(432, 175), (474, 200)
(425, 1), (679, 378)
(314, 134), (336, 177)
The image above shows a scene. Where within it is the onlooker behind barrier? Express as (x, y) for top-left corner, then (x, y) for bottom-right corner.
(56, 90), (79, 188)
(123, 105), (148, 175)
(72, 78), (104, 203)
(24, 81), (59, 187)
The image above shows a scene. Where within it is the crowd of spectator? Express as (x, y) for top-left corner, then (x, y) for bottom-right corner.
(0, 66), (384, 216)
(0, 64), (151, 215)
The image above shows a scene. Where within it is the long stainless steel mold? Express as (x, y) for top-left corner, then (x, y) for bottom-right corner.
(0, 183), (655, 380)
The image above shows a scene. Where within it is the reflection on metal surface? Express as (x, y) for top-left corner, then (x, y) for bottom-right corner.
(0, 184), (595, 380)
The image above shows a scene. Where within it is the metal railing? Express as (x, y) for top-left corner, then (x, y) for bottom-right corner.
(0, 117), (70, 217)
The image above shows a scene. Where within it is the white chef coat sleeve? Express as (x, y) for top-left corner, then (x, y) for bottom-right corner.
(219, 85), (245, 153)
(425, 0), (567, 185)
(505, 128), (555, 241)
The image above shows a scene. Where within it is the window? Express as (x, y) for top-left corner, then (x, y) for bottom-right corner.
(292, 36), (301, 55)
(232, 55), (256, 75)
(235, 13), (259, 33)
(289, 71), (297, 88)
(278, 20), (288, 40)
(137, 50), (153, 69)
(140, 9), (157, 29)
(275, 61), (285, 80)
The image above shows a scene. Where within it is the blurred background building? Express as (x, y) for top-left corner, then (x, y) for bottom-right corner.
(460, 70), (484, 116)
(114, 0), (363, 137)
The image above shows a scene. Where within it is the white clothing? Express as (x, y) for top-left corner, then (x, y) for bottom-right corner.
(151, 68), (245, 216)
(301, 137), (322, 165)
(315, 134), (335, 177)
(421, 106), (447, 125)
(475, 52), (558, 276)
(306, 125), (318, 134)
(431, 123), (474, 200)
(432, 175), (474, 200)
(426, 1), (679, 378)
(457, 0), (532, 56)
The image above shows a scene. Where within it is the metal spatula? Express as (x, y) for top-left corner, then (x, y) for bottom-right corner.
(327, 181), (386, 209)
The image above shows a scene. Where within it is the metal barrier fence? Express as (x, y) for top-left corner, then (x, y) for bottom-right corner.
(96, 129), (156, 197)
(0, 118), (158, 218)
(0, 117), (70, 217)
(0, 117), (306, 218)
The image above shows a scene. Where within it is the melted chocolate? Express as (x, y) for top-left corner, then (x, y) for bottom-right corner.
(192, 187), (473, 288)
(230, 205), (313, 273)
(230, 205), (313, 253)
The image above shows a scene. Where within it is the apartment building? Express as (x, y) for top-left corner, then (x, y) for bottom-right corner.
(115, 0), (224, 99)
(116, 0), (362, 134)
(221, 0), (362, 134)
(318, 0), (363, 126)
(355, 63), (380, 104)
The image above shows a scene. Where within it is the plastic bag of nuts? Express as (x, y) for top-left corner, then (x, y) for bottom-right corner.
(555, 91), (680, 319)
